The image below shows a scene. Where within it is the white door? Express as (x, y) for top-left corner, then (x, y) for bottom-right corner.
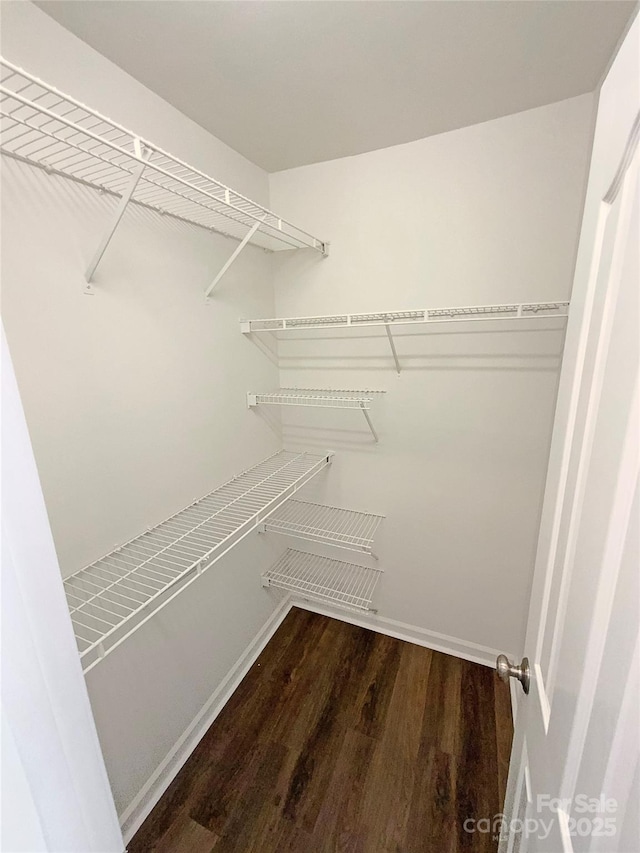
(1, 324), (124, 850)
(498, 15), (639, 853)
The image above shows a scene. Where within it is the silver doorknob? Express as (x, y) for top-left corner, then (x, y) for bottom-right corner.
(496, 654), (530, 694)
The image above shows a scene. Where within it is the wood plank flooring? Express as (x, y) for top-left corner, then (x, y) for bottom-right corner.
(129, 608), (513, 852)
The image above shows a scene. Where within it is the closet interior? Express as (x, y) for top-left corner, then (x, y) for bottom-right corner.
(1, 55), (575, 675)
(2, 1), (611, 843)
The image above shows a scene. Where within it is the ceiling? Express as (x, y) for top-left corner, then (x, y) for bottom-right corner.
(36, 1), (636, 172)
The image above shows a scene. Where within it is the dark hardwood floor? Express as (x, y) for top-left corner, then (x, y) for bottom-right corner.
(128, 607), (513, 852)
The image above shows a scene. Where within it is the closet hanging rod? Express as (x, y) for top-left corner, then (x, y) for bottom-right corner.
(62, 450), (333, 673)
(0, 58), (328, 287)
(240, 301), (570, 333)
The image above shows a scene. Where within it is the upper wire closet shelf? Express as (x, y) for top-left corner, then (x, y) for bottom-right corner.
(63, 450), (332, 672)
(0, 58), (327, 290)
(240, 301), (570, 333)
(241, 302), (569, 373)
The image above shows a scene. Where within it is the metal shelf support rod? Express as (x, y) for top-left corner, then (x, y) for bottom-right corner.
(360, 403), (379, 442)
(84, 138), (148, 289)
(205, 220), (261, 298)
(385, 324), (401, 374)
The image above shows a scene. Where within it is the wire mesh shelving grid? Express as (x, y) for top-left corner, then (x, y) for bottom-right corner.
(262, 549), (383, 612)
(263, 500), (384, 554)
(247, 388), (386, 441)
(63, 450), (332, 672)
(240, 302), (570, 333)
(247, 388), (385, 410)
(0, 58), (327, 253)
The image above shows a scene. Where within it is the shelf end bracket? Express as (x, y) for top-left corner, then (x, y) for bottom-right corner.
(205, 220), (261, 300)
(84, 139), (148, 292)
(360, 403), (379, 443)
(384, 323), (401, 374)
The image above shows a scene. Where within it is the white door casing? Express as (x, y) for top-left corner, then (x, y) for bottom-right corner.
(499, 14), (639, 853)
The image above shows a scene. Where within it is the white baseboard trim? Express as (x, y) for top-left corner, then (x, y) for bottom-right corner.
(289, 597), (508, 669)
(119, 594), (292, 844)
(120, 593), (511, 844)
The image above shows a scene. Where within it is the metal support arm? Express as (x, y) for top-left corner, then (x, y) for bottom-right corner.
(384, 324), (401, 374)
(85, 140), (148, 291)
(205, 220), (261, 299)
(360, 403), (379, 442)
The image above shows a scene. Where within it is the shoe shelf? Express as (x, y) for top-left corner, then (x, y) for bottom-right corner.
(262, 548), (383, 613)
(263, 499), (384, 556)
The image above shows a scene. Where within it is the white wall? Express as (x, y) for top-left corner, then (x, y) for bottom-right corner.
(1, 0), (288, 828)
(269, 95), (595, 657)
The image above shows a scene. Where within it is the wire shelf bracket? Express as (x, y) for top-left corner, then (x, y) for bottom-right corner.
(262, 548), (383, 613)
(247, 388), (385, 442)
(205, 219), (261, 300)
(62, 450), (333, 672)
(0, 58), (328, 293)
(84, 138), (149, 291)
(384, 323), (401, 375)
(262, 499), (384, 557)
(240, 301), (570, 372)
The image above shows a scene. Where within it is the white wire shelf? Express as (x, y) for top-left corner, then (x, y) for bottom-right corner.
(63, 450), (332, 672)
(0, 58), (327, 288)
(247, 387), (384, 409)
(241, 302), (569, 373)
(240, 302), (570, 333)
(247, 388), (385, 441)
(262, 549), (383, 612)
(263, 500), (384, 555)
